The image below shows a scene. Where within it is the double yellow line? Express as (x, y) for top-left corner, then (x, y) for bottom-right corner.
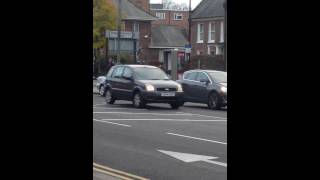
(93, 163), (149, 180)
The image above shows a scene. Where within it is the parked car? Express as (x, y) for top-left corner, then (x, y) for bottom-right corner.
(101, 65), (184, 109)
(177, 70), (227, 110)
(96, 75), (107, 96)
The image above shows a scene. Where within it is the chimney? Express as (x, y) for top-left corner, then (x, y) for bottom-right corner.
(130, 0), (150, 12)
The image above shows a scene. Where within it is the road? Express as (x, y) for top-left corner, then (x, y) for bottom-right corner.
(93, 92), (227, 180)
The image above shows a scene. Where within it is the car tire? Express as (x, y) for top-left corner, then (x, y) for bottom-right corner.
(170, 102), (180, 109)
(133, 92), (145, 108)
(208, 92), (221, 110)
(105, 89), (115, 104)
(99, 85), (105, 96)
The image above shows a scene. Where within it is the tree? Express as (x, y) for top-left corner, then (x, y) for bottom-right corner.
(162, 0), (189, 11)
(93, 0), (117, 48)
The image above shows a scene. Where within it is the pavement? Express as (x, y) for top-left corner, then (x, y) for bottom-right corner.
(93, 84), (227, 180)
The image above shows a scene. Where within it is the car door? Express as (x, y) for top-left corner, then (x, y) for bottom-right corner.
(110, 66), (125, 99)
(181, 71), (199, 102)
(194, 72), (211, 103)
(119, 67), (135, 100)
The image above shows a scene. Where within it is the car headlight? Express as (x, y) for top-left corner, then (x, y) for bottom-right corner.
(221, 86), (227, 93)
(177, 84), (183, 92)
(145, 84), (155, 91)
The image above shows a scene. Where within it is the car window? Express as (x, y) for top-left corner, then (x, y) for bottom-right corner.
(208, 71), (227, 83)
(196, 72), (209, 82)
(111, 67), (124, 78)
(184, 72), (198, 81)
(106, 67), (115, 78)
(122, 67), (133, 78)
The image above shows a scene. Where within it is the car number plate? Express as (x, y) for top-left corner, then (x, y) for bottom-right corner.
(161, 92), (175, 97)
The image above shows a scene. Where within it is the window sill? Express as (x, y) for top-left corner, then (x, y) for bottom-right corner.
(208, 40), (215, 43)
(197, 41), (204, 44)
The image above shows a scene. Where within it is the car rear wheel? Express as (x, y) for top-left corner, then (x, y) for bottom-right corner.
(105, 89), (115, 104)
(133, 92), (145, 108)
(208, 92), (221, 110)
(170, 102), (180, 109)
(99, 85), (105, 96)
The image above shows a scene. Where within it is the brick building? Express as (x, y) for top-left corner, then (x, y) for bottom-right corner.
(191, 0), (225, 57)
(111, 0), (157, 63)
(150, 3), (189, 31)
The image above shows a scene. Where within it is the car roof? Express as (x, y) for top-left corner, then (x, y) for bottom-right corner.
(184, 69), (226, 73)
(114, 64), (158, 68)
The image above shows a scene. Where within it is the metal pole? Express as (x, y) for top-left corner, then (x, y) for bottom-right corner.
(187, 0), (192, 66)
(224, 0), (227, 72)
(117, 0), (122, 64)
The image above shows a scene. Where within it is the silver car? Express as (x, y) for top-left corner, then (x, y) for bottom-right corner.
(96, 75), (107, 96)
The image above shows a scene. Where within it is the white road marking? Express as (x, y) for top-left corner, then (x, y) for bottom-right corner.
(158, 150), (227, 167)
(101, 119), (227, 122)
(93, 107), (147, 110)
(167, 132), (227, 145)
(93, 119), (131, 127)
(93, 103), (106, 106)
(93, 112), (226, 119)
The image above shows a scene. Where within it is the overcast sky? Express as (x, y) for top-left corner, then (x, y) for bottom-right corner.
(150, 0), (202, 10)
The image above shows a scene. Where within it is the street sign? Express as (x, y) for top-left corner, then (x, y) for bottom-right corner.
(184, 44), (192, 53)
(105, 30), (139, 39)
(158, 150), (227, 167)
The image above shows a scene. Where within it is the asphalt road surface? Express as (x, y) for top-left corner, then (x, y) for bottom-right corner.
(93, 93), (227, 180)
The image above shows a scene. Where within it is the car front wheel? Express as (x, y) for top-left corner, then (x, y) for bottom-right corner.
(133, 92), (145, 108)
(170, 102), (180, 109)
(208, 92), (221, 110)
(99, 85), (105, 96)
(105, 89), (115, 104)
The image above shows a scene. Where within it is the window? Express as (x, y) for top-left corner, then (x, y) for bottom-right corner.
(111, 67), (124, 78)
(122, 67), (133, 78)
(196, 72), (209, 82)
(208, 22), (215, 42)
(133, 23), (139, 32)
(197, 23), (204, 43)
(208, 45), (216, 55)
(174, 13), (183, 20)
(156, 12), (166, 19)
(184, 72), (198, 81)
(220, 21), (224, 42)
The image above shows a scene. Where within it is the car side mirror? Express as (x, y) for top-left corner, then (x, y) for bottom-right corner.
(123, 76), (133, 81)
(200, 79), (210, 84)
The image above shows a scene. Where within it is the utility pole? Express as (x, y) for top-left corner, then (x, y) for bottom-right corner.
(186, 0), (192, 67)
(117, 0), (122, 64)
(224, 0), (227, 72)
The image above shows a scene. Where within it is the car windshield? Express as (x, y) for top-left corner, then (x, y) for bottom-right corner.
(134, 67), (169, 80)
(208, 71), (227, 83)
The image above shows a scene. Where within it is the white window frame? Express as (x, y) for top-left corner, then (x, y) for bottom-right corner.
(173, 13), (183, 20)
(156, 12), (166, 20)
(133, 23), (139, 32)
(220, 21), (224, 42)
(197, 23), (204, 43)
(208, 22), (215, 43)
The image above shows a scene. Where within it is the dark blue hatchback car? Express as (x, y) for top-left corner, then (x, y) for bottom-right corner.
(177, 70), (227, 110)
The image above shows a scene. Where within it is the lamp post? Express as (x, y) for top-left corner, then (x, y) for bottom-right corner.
(117, 0), (122, 64)
(223, 0), (227, 72)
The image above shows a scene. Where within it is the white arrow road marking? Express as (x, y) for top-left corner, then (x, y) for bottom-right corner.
(158, 150), (227, 167)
